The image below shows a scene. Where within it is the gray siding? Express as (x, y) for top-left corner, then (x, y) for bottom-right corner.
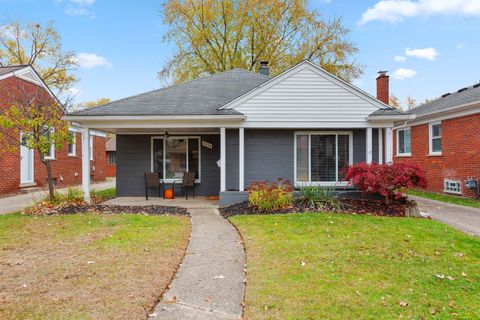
(116, 134), (220, 197)
(244, 129), (295, 187)
(353, 129), (366, 163)
(225, 129), (239, 191)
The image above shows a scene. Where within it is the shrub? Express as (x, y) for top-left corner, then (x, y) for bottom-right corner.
(248, 179), (293, 211)
(24, 188), (116, 215)
(298, 184), (341, 209)
(344, 162), (427, 205)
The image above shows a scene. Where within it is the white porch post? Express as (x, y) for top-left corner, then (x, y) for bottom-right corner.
(81, 127), (91, 203)
(220, 127), (226, 192)
(378, 128), (384, 164)
(366, 127), (373, 164)
(239, 128), (244, 192)
(385, 127), (393, 163)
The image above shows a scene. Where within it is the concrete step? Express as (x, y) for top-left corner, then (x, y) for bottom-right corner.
(19, 186), (42, 194)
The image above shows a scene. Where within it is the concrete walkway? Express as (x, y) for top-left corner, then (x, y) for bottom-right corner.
(0, 178), (116, 214)
(410, 195), (480, 236)
(150, 204), (245, 320)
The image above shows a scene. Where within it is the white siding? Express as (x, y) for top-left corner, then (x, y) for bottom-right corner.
(234, 65), (380, 125)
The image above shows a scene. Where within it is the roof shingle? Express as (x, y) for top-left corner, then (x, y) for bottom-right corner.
(411, 83), (480, 117)
(70, 69), (271, 116)
(0, 65), (28, 77)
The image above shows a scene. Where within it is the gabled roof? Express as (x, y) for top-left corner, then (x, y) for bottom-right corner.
(410, 83), (480, 117)
(70, 69), (271, 116)
(220, 60), (392, 112)
(0, 65), (29, 76)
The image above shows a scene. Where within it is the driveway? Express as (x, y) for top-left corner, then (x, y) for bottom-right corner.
(410, 195), (480, 236)
(0, 178), (115, 214)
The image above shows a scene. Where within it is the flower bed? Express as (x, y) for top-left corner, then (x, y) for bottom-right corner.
(220, 197), (408, 218)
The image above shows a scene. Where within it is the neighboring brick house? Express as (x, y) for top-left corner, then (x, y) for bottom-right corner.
(392, 83), (480, 198)
(105, 135), (116, 177)
(0, 65), (107, 196)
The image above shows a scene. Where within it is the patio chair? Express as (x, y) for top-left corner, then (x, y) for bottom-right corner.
(173, 171), (196, 200)
(145, 172), (163, 200)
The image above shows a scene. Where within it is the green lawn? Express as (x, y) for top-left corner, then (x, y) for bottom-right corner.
(0, 213), (189, 320)
(231, 213), (480, 320)
(408, 189), (480, 208)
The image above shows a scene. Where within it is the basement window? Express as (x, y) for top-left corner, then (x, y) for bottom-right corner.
(444, 179), (461, 195)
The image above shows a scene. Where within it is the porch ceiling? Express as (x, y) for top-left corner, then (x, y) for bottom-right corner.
(106, 127), (221, 134)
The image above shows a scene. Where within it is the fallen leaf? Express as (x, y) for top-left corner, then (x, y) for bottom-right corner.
(301, 261), (306, 266)
(429, 307), (436, 315)
(461, 272), (467, 277)
(399, 301), (408, 307)
(435, 274), (445, 279)
(87, 261), (95, 265)
(447, 276), (455, 281)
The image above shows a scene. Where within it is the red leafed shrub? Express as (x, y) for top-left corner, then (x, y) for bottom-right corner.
(248, 179), (294, 211)
(344, 162), (427, 204)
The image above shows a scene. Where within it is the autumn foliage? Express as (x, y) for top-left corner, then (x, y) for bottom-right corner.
(344, 162), (427, 204)
(248, 179), (293, 211)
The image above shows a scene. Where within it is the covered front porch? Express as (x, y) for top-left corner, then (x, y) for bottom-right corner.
(75, 124), (394, 206)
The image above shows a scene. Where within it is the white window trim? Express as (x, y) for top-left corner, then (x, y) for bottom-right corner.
(150, 136), (202, 183)
(44, 129), (55, 160)
(68, 130), (76, 156)
(396, 127), (411, 156)
(294, 131), (353, 187)
(429, 121), (442, 156)
(89, 135), (94, 160)
(444, 179), (462, 195)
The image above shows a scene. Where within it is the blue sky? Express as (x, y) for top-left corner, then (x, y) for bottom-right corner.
(1, 0), (479, 108)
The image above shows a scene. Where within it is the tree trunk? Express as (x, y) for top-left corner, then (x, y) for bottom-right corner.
(38, 149), (55, 201)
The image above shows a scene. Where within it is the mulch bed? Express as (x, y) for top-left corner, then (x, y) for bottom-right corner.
(220, 198), (406, 218)
(26, 203), (189, 216)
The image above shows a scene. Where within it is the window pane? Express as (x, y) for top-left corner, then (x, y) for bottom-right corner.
(68, 132), (75, 154)
(311, 135), (336, 182)
(165, 139), (187, 179)
(432, 138), (441, 152)
(432, 124), (441, 137)
(405, 129), (411, 153)
(153, 139), (164, 177)
(296, 135), (309, 182)
(399, 131), (405, 154)
(337, 135), (350, 180)
(188, 138), (199, 179)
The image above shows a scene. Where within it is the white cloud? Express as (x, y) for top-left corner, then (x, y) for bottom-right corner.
(70, 0), (95, 5)
(394, 55), (406, 62)
(392, 68), (417, 80)
(360, 0), (480, 24)
(405, 47), (438, 60)
(75, 53), (112, 69)
(65, 7), (89, 16)
(457, 43), (465, 49)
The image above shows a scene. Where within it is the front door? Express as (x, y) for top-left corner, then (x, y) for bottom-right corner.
(20, 134), (34, 184)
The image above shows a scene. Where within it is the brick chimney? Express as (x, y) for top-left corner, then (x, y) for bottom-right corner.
(376, 71), (389, 104)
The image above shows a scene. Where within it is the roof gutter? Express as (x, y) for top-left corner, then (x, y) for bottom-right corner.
(366, 114), (416, 121)
(63, 114), (247, 122)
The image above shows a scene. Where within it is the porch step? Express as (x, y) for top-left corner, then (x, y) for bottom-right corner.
(19, 186), (42, 194)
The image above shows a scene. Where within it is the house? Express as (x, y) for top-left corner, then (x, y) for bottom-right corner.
(105, 135), (116, 177)
(65, 60), (411, 205)
(0, 65), (107, 195)
(393, 82), (480, 198)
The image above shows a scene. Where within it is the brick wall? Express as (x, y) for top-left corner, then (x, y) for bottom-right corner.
(0, 74), (107, 196)
(394, 113), (480, 198)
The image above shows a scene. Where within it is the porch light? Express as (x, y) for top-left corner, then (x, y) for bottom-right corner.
(163, 131), (170, 139)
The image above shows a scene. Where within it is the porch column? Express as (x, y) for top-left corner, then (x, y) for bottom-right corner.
(81, 127), (91, 203)
(220, 127), (226, 192)
(366, 127), (373, 164)
(385, 127), (393, 163)
(239, 128), (245, 192)
(378, 128), (384, 164)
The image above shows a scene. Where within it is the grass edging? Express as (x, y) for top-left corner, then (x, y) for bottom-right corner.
(408, 189), (480, 208)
